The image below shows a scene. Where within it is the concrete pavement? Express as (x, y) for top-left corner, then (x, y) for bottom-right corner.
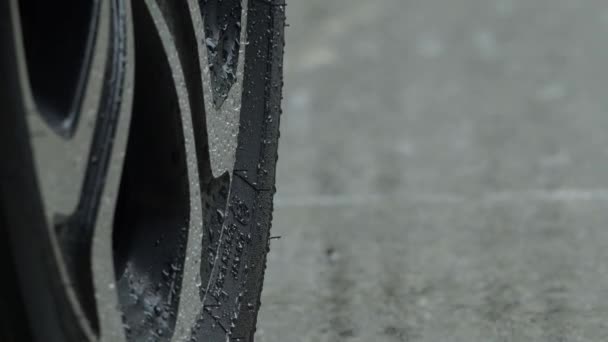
(257, 0), (608, 341)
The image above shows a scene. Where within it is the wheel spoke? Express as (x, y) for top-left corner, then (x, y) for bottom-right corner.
(18, 0), (100, 136)
(23, 2), (109, 234)
(111, 1), (206, 341)
(10, 0), (134, 339)
(200, 0), (243, 109)
(92, 0), (135, 340)
(191, 0), (249, 178)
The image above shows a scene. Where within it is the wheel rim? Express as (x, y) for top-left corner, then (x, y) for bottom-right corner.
(3, 0), (285, 340)
(15, 0), (133, 339)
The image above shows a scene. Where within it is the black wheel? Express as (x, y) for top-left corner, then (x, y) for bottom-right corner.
(0, 0), (285, 341)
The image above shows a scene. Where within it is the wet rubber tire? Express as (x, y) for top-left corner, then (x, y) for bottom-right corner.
(0, 0), (285, 341)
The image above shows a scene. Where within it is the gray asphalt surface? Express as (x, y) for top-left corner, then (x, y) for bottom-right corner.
(256, 0), (608, 341)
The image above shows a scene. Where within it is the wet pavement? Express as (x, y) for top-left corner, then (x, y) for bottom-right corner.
(257, 0), (608, 341)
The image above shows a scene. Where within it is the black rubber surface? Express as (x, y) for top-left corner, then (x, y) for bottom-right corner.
(193, 1), (286, 340)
